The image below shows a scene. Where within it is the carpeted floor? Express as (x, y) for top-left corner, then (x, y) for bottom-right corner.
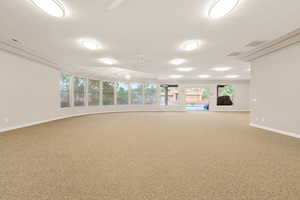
(1, 112), (300, 200)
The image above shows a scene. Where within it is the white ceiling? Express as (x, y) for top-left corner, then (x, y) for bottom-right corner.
(0, 0), (299, 81)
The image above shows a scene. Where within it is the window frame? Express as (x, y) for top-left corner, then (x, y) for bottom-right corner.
(145, 83), (158, 105)
(217, 84), (234, 106)
(60, 73), (72, 108)
(102, 81), (115, 106)
(130, 82), (143, 105)
(88, 79), (101, 106)
(73, 76), (87, 107)
(116, 82), (129, 105)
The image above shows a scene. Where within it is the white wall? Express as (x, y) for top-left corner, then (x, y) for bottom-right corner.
(0, 50), (184, 132)
(0, 50), (249, 132)
(250, 42), (300, 135)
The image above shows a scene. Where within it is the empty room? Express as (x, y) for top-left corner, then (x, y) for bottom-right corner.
(1, 0), (300, 199)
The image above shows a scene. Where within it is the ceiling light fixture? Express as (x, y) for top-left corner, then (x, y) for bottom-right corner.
(80, 39), (102, 50)
(99, 57), (118, 65)
(198, 74), (211, 78)
(169, 58), (187, 66)
(169, 75), (183, 79)
(125, 74), (131, 80)
(208, 0), (239, 19)
(176, 67), (194, 72)
(211, 67), (231, 72)
(180, 40), (202, 51)
(31, 0), (66, 17)
(225, 74), (240, 79)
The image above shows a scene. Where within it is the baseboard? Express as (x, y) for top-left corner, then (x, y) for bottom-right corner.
(250, 123), (300, 139)
(0, 110), (186, 133)
(214, 110), (250, 112)
(0, 116), (69, 133)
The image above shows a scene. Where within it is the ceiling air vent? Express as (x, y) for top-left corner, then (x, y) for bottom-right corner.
(227, 52), (242, 57)
(245, 40), (267, 47)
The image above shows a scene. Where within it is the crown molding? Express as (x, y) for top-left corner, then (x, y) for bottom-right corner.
(0, 40), (61, 70)
(239, 28), (300, 61)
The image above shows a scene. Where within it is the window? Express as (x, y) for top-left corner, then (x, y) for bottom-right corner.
(131, 83), (143, 104)
(73, 77), (86, 106)
(160, 86), (166, 105)
(217, 85), (234, 106)
(102, 81), (115, 105)
(144, 83), (157, 105)
(88, 79), (100, 106)
(160, 84), (178, 106)
(168, 87), (179, 105)
(60, 73), (71, 108)
(116, 82), (129, 105)
(185, 88), (210, 111)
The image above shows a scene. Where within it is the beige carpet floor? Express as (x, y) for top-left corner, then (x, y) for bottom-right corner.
(1, 112), (300, 200)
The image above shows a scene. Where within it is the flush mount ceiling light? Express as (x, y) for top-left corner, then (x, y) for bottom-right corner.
(176, 67), (194, 72)
(80, 39), (102, 50)
(208, 0), (239, 19)
(225, 74), (240, 79)
(125, 74), (131, 80)
(180, 40), (202, 51)
(31, 0), (66, 17)
(169, 58), (187, 66)
(99, 57), (118, 65)
(211, 67), (231, 72)
(198, 74), (211, 78)
(169, 75), (183, 79)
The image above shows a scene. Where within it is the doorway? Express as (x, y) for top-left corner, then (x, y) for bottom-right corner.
(160, 84), (179, 106)
(185, 88), (210, 111)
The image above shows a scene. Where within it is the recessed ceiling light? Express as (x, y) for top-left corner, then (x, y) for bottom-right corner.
(209, 0), (239, 19)
(31, 0), (66, 17)
(169, 75), (183, 79)
(198, 74), (211, 78)
(211, 67), (231, 71)
(125, 74), (131, 80)
(180, 40), (202, 51)
(225, 74), (240, 79)
(99, 57), (118, 65)
(169, 58), (187, 66)
(176, 67), (194, 72)
(80, 39), (102, 50)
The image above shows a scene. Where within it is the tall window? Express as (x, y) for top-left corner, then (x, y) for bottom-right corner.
(60, 73), (71, 108)
(88, 80), (100, 106)
(160, 86), (167, 105)
(116, 82), (129, 105)
(103, 81), (114, 105)
(145, 84), (157, 105)
(73, 77), (86, 106)
(217, 85), (234, 106)
(160, 85), (178, 106)
(168, 87), (179, 105)
(131, 83), (143, 104)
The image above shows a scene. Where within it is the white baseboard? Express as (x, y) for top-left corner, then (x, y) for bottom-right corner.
(250, 123), (300, 139)
(0, 110), (185, 133)
(0, 116), (69, 133)
(214, 110), (250, 112)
